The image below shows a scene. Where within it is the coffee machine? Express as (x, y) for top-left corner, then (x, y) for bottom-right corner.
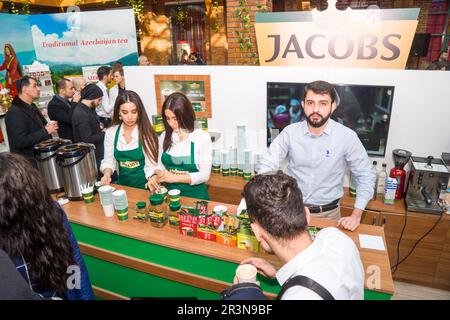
(405, 155), (450, 215)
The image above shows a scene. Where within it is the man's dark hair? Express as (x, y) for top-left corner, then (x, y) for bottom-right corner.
(55, 78), (70, 92)
(97, 66), (112, 81)
(16, 76), (38, 94)
(303, 80), (336, 104)
(243, 170), (308, 240)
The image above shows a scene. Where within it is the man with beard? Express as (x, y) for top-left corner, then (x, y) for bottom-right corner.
(72, 83), (105, 170)
(258, 80), (374, 231)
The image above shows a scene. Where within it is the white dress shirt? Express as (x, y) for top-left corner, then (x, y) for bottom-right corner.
(95, 81), (113, 118)
(100, 124), (157, 178)
(276, 227), (365, 300)
(156, 129), (212, 185)
(258, 119), (375, 210)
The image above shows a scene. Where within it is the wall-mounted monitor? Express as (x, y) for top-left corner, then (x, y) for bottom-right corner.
(267, 82), (395, 156)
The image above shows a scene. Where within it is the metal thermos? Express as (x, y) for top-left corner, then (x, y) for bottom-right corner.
(56, 143), (98, 200)
(34, 138), (71, 192)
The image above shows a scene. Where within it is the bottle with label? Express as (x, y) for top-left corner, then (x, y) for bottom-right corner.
(376, 163), (388, 198)
(371, 161), (378, 200)
(149, 194), (167, 228)
(349, 172), (357, 198)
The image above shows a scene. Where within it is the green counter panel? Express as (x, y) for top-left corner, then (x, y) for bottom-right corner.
(71, 222), (392, 300)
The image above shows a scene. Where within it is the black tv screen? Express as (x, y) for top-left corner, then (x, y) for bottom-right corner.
(267, 82), (394, 156)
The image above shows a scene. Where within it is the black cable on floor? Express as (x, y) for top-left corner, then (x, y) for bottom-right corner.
(391, 209), (444, 274)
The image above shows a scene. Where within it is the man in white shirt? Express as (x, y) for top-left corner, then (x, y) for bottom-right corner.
(95, 66), (113, 128)
(221, 171), (365, 300)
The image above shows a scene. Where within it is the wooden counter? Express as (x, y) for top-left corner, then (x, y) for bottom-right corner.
(62, 184), (394, 299)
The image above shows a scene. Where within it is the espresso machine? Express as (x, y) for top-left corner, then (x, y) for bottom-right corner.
(405, 155), (450, 214)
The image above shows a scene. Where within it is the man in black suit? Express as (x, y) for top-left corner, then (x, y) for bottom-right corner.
(5, 76), (59, 166)
(72, 83), (105, 170)
(47, 78), (80, 141)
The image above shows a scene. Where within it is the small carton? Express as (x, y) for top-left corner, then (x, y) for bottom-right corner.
(237, 210), (259, 253)
(215, 212), (238, 247)
(383, 177), (397, 205)
(178, 206), (199, 237)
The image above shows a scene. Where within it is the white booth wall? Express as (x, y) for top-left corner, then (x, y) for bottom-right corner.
(125, 66), (450, 183)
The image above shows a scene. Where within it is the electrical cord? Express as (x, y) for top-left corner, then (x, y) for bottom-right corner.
(391, 208), (444, 274)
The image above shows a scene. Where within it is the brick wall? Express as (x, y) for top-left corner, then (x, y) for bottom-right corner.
(226, 0), (273, 65)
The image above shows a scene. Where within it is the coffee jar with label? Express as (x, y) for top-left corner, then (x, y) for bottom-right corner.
(149, 194), (167, 228)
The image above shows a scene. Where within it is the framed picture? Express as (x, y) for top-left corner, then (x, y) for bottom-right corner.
(154, 74), (212, 118)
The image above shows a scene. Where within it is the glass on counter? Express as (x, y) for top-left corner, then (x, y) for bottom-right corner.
(149, 194), (167, 228)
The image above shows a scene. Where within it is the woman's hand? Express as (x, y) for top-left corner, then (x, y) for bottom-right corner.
(100, 172), (112, 186)
(156, 170), (177, 183)
(146, 174), (161, 193)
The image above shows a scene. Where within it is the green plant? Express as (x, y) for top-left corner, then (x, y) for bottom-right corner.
(234, 0), (258, 64)
(211, 0), (220, 33)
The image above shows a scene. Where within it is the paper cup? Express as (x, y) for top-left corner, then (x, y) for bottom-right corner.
(236, 264), (257, 283)
(102, 204), (115, 217)
(168, 189), (181, 203)
(81, 186), (94, 204)
(156, 187), (168, 202)
(98, 185), (113, 206)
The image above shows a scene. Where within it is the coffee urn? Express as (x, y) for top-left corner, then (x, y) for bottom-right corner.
(34, 138), (72, 192)
(56, 143), (97, 200)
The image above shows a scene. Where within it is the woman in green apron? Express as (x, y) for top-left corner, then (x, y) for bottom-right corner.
(100, 91), (159, 189)
(148, 92), (212, 200)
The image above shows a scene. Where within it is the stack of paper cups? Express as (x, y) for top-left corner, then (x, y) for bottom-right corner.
(112, 189), (129, 221)
(98, 185), (115, 217)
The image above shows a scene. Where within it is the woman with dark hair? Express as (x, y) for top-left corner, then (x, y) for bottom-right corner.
(0, 43), (23, 97)
(0, 152), (94, 299)
(148, 92), (212, 200)
(100, 90), (159, 189)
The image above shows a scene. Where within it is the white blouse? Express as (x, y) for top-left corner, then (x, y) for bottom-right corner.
(156, 129), (212, 186)
(100, 124), (157, 178)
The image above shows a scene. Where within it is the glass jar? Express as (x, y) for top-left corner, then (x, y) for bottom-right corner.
(134, 201), (147, 222)
(168, 202), (181, 228)
(149, 194), (167, 228)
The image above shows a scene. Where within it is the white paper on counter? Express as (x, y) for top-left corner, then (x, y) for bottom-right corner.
(358, 234), (386, 251)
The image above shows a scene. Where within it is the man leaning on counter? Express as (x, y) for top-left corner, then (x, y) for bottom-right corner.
(258, 80), (376, 231)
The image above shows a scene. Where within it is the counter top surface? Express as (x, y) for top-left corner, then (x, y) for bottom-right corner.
(61, 184), (395, 295)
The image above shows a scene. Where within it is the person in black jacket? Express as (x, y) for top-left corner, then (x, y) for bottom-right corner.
(47, 78), (80, 141)
(72, 83), (105, 170)
(5, 76), (58, 166)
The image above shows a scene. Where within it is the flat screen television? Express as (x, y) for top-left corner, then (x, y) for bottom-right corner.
(267, 82), (395, 156)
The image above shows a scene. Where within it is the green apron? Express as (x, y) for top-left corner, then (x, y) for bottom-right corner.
(114, 124), (148, 189)
(161, 141), (210, 200)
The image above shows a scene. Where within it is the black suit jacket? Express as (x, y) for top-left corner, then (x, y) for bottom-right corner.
(72, 103), (105, 169)
(47, 95), (77, 141)
(5, 96), (51, 165)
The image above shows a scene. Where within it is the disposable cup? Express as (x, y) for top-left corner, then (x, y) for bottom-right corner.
(168, 189), (181, 203)
(102, 204), (115, 217)
(235, 264), (257, 283)
(81, 186), (94, 204)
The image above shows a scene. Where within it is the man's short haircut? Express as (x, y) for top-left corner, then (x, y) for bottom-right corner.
(303, 80), (337, 104)
(243, 170), (308, 240)
(16, 76), (38, 94)
(55, 78), (70, 92)
(97, 66), (112, 81)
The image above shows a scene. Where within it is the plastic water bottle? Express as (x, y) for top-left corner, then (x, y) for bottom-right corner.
(371, 161), (378, 200)
(376, 163), (388, 198)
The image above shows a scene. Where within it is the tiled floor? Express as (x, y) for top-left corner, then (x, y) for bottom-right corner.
(392, 281), (450, 300)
